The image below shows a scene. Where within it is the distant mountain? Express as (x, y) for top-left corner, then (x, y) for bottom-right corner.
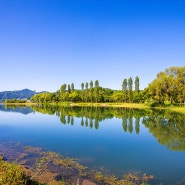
(0, 89), (44, 102)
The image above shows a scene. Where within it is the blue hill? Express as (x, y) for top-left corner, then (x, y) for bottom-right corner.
(0, 89), (44, 102)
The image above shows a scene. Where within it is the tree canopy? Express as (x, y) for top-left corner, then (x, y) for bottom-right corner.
(148, 66), (185, 106)
(29, 66), (185, 106)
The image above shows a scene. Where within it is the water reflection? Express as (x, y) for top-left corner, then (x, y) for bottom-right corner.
(142, 110), (185, 151)
(0, 104), (33, 115)
(2, 104), (185, 151)
(31, 105), (185, 151)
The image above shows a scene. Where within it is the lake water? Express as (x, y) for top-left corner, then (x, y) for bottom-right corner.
(0, 105), (185, 184)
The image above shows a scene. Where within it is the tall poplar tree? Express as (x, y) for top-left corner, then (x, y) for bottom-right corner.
(71, 83), (74, 92)
(135, 76), (140, 93)
(85, 82), (89, 102)
(68, 84), (71, 93)
(60, 84), (66, 102)
(90, 80), (93, 102)
(81, 82), (84, 102)
(128, 77), (133, 102)
(122, 79), (128, 102)
(94, 80), (99, 103)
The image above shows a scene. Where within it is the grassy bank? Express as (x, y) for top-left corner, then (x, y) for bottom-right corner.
(169, 106), (185, 114)
(50, 102), (185, 114)
(4, 102), (185, 114)
(57, 102), (149, 108)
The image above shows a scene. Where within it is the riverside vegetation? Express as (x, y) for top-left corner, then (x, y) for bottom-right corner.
(5, 66), (184, 108)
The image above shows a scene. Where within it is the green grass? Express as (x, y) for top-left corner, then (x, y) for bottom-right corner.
(4, 101), (185, 114)
(168, 106), (185, 114)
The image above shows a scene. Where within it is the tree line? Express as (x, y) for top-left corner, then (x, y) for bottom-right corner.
(30, 77), (142, 104)
(29, 66), (185, 106)
(5, 99), (27, 104)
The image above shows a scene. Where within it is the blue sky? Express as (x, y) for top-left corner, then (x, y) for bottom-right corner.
(0, 0), (185, 92)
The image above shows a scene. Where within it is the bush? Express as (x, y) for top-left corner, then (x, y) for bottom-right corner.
(0, 156), (27, 185)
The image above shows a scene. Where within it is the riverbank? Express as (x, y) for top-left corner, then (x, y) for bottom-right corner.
(3, 102), (185, 114)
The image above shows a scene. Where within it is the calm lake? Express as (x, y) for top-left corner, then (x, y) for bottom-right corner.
(0, 105), (185, 185)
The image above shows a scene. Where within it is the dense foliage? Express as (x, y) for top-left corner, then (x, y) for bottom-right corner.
(5, 99), (28, 104)
(147, 66), (185, 106)
(30, 77), (144, 104)
(4, 66), (183, 106)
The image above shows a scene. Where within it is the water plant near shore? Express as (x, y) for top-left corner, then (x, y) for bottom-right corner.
(0, 142), (154, 185)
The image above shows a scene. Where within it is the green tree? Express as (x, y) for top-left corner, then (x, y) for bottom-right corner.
(55, 90), (60, 103)
(135, 76), (140, 94)
(176, 66), (185, 105)
(68, 84), (71, 93)
(81, 82), (85, 102)
(94, 80), (99, 103)
(113, 91), (123, 102)
(148, 73), (166, 105)
(122, 79), (128, 102)
(69, 91), (80, 102)
(128, 77), (133, 102)
(90, 80), (93, 102)
(60, 84), (66, 102)
(63, 92), (69, 101)
(147, 67), (185, 105)
(85, 82), (89, 102)
(71, 83), (74, 92)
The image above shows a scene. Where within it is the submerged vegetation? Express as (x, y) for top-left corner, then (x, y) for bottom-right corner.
(0, 142), (154, 185)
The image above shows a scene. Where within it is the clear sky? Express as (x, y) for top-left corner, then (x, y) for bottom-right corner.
(0, 0), (185, 92)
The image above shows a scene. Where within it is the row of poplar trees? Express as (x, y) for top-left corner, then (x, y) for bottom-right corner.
(58, 77), (140, 103)
(30, 66), (185, 105)
(31, 77), (141, 103)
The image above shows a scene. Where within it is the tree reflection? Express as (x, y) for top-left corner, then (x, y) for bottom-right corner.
(0, 104), (33, 115)
(89, 119), (93, 129)
(85, 117), (88, 127)
(30, 105), (185, 151)
(142, 110), (185, 151)
(71, 117), (74, 125)
(81, 117), (84, 127)
(122, 117), (128, 132)
(135, 118), (140, 134)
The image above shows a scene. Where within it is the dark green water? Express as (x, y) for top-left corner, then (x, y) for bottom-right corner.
(0, 105), (185, 184)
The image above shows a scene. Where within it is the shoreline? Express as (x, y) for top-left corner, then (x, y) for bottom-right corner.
(2, 102), (185, 114)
